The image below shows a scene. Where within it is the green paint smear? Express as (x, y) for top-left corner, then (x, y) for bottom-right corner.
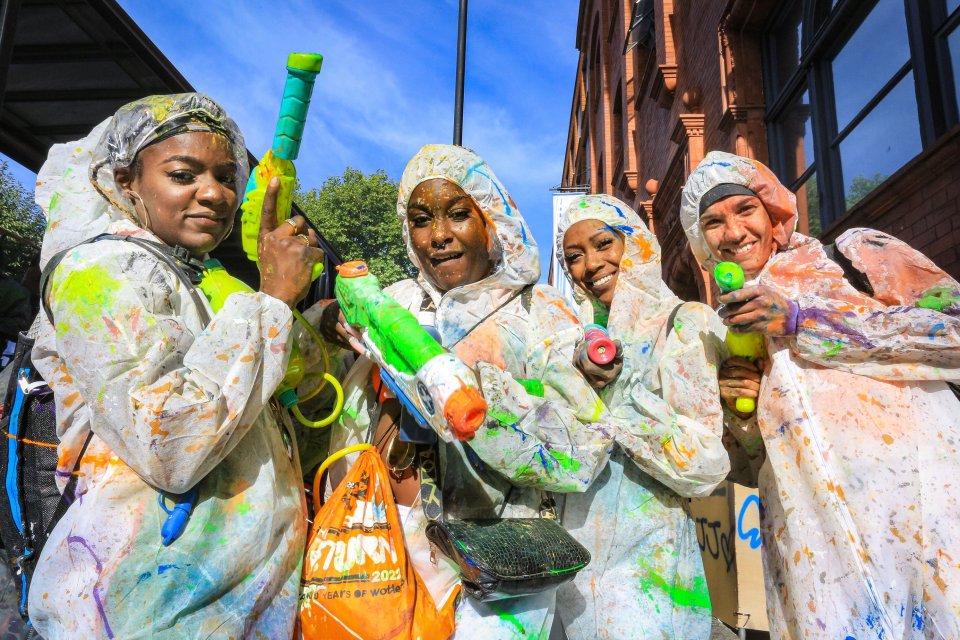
(489, 409), (521, 426)
(53, 263), (124, 323)
(550, 450), (581, 472)
(643, 571), (711, 610)
(488, 601), (540, 639)
(821, 340), (843, 357)
(916, 286), (960, 312)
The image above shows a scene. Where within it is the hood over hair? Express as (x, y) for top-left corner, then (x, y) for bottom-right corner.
(396, 144), (539, 343)
(556, 193), (681, 362)
(36, 93), (247, 269)
(679, 151), (798, 268)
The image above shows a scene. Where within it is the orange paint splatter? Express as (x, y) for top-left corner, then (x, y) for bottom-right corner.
(62, 391), (81, 407)
(882, 434), (894, 445)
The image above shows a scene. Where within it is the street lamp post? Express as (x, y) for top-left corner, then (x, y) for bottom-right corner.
(453, 0), (467, 146)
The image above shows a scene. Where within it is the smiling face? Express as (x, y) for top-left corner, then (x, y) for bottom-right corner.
(699, 194), (776, 279)
(406, 178), (493, 293)
(114, 131), (240, 257)
(562, 219), (625, 308)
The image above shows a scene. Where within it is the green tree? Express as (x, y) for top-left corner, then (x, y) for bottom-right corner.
(845, 172), (887, 210)
(297, 167), (415, 287)
(0, 161), (45, 279)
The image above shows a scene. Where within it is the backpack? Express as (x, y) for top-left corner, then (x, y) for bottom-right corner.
(0, 233), (208, 623)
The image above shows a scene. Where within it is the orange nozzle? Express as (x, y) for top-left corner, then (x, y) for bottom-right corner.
(444, 386), (486, 441)
(370, 366), (395, 404)
(336, 260), (369, 278)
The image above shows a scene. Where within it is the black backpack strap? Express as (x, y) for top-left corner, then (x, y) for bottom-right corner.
(40, 234), (211, 327)
(46, 431), (92, 537)
(665, 302), (685, 338)
(823, 241), (875, 297)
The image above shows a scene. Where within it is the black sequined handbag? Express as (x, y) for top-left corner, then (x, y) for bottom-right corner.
(418, 445), (591, 601)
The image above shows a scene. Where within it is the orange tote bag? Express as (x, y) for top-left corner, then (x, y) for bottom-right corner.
(300, 444), (457, 640)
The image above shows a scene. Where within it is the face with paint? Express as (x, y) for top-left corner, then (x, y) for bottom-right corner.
(699, 194), (776, 279)
(114, 131), (240, 257)
(407, 178), (493, 293)
(562, 219), (626, 308)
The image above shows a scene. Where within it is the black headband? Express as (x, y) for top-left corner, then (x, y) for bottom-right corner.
(699, 183), (757, 215)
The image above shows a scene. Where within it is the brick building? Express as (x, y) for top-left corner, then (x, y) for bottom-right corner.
(557, 0), (960, 302)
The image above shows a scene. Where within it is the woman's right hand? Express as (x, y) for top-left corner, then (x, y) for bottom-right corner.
(318, 300), (365, 354)
(574, 339), (623, 390)
(258, 177), (325, 308)
(719, 356), (764, 418)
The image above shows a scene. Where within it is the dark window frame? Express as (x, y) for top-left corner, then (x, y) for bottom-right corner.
(763, 0), (960, 234)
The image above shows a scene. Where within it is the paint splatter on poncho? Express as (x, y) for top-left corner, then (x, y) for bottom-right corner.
(28, 95), (306, 639)
(554, 194), (728, 639)
(681, 150), (960, 639)
(325, 145), (615, 639)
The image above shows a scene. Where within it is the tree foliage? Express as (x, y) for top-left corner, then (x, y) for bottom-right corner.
(0, 161), (45, 279)
(297, 167), (415, 287)
(845, 172), (887, 210)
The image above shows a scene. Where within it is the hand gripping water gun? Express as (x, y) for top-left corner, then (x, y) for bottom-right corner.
(335, 261), (486, 442)
(240, 52), (325, 283)
(198, 259), (343, 428)
(714, 261), (766, 414)
(583, 324), (616, 365)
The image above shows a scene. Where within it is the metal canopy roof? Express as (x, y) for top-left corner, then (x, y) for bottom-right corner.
(0, 0), (340, 295)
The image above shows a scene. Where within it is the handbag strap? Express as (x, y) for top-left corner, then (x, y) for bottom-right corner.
(417, 444), (444, 522)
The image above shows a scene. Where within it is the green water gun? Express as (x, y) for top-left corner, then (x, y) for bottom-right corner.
(715, 261), (765, 414)
(335, 261), (486, 442)
(199, 259), (343, 428)
(240, 53), (324, 282)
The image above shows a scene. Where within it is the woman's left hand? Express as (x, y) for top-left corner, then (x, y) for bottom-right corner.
(718, 285), (798, 336)
(574, 339), (624, 390)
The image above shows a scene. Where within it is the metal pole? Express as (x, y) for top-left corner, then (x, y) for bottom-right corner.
(453, 0), (468, 146)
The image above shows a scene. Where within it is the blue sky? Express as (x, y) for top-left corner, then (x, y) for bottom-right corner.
(3, 0), (580, 279)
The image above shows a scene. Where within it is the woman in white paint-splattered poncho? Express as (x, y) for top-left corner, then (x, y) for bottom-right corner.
(319, 144), (616, 639)
(29, 93), (324, 638)
(554, 194), (729, 639)
(682, 150), (960, 638)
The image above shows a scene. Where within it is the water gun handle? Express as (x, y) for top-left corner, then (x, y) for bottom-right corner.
(159, 486), (199, 546)
(714, 261), (765, 414)
(273, 53), (323, 161)
(583, 324), (616, 365)
(241, 53), (324, 281)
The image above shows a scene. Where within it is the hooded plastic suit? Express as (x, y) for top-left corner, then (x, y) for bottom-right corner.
(681, 151), (960, 639)
(29, 94), (307, 639)
(553, 194), (728, 639)
(325, 144), (614, 639)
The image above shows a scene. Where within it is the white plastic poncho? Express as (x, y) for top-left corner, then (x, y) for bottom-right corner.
(553, 194), (728, 640)
(29, 94), (307, 639)
(326, 144), (614, 639)
(681, 150), (960, 639)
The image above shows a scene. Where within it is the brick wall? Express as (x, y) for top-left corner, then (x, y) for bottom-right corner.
(562, 0), (960, 296)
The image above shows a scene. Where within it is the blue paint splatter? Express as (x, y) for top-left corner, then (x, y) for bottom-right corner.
(701, 160), (733, 169)
(136, 571), (151, 585)
(736, 495), (762, 550)
(929, 323), (945, 339)
(465, 163), (529, 245)
(597, 200), (627, 219)
(912, 604), (924, 631)
(157, 564), (179, 575)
